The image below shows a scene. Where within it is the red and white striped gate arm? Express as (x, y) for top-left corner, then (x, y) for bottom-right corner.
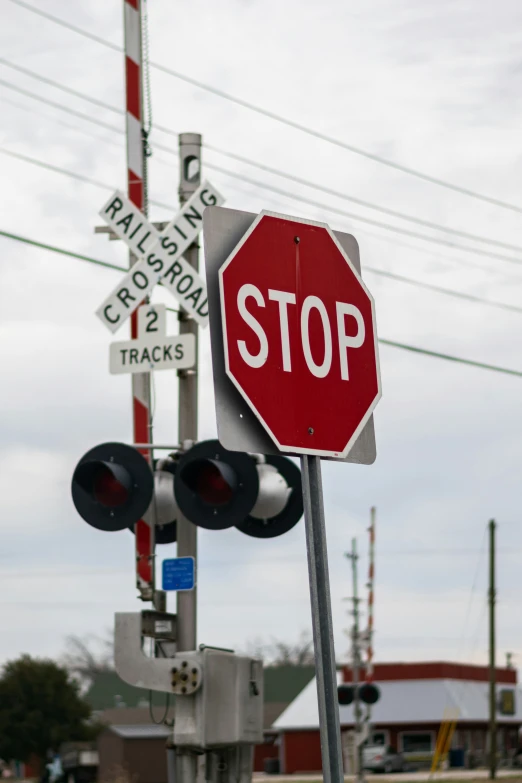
(365, 507), (376, 683)
(124, 0), (155, 599)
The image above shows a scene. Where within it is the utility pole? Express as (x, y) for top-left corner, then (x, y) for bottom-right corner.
(489, 519), (497, 780)
(364, 507), (376, 742)
(175, 133), (201, 783)
(346, 538), (364, 783)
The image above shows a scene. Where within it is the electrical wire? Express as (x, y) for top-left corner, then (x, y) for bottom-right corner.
(202, 144), (522, 255)
(378, 339), (522, 379)
(0, 58), (122, 115)
(5, 82), (514, 285)
(1, 227), (522, 380)
(1, 94), (123, 150)
(2, 77), (521, 268)
(465, 599), (488, 663)
(7, 0), (121, 52)
(0, 228), (126, 273)
(0, 77), (124, 135)
(363, 268), (522, 315)
(2, 60), (522, 257)
(456, 526), (488, 662)
(205, 162), (522, 267)
(7, 0), (522, 214)
(149, 690), (170, 726)
(0, 147), (174, 211)
(3, 106), (522, 306)
(1, 218), (521, 320)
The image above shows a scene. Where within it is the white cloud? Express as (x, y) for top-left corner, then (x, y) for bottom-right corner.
(0, 445), (70, 530)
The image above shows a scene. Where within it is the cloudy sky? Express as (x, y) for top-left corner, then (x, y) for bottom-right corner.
(1, 0), (522, 674)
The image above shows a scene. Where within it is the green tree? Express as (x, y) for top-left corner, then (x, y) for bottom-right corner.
(0, 655), (94, 763)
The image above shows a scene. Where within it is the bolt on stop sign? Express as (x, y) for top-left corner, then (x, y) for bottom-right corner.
(218, 211), (381, 458)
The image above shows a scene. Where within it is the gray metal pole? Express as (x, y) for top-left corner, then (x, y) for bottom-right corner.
(166, 746), (176, 783)
(176, 132), (201, 653)
(300, 455), (344, 783)
(175, 133), (201, 783)
(350, 538), (364, 783)
(489, 519), (497, 779)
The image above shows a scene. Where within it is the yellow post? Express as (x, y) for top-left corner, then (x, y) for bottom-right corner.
(430, 708), (459, 776)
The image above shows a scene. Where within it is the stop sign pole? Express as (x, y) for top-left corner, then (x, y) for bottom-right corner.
(301, 454), (346, 783)
(203, 207), (381, 783)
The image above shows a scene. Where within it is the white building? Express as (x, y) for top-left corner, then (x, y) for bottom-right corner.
(272, 661), (522, 774)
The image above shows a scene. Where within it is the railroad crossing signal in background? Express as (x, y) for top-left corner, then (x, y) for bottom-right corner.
(337, 683), (381, 706)
(71, 439), (303, 541)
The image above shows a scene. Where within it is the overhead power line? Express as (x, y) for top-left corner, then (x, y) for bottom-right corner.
(0, 228), (126, 273)
(205, 162), (522, 267)
(3, 113), (521, 312)
(3, 61), (520, 256)
(0, 147), (174, 211)
(363, 268), (522, 315)
(2, 70), (521, 268)
(0, 77), (124, 135)
(1, 227), (521, 380)
(2, 84), (521, 271)
(7, 0), (121, 52)
(2, 126), (522, 312)
(203, 145), (522, 254)
(1, 94), (123, 150)
(2, 116), (522, 283)
(7, 0), (522, 214)
(3, 94), (513, 284)
(0, 58), (122, 115)
(378, 339), (522, 379)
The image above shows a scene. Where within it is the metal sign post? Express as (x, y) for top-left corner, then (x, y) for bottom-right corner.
(176, 133), (201, 655)
(203, 206), (382, 783)
(301, 455), (344, 783)
(175, 133), (202, 783)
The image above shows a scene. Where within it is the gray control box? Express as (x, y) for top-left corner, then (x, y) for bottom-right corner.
(174, 649), (264, 749)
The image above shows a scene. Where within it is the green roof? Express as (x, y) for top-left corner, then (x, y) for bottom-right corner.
(264, 665), (315, 703)
(86, 665), (315, 711)
(86, 671), (169, 711)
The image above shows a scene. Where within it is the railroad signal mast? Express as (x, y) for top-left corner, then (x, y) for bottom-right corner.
(124, 0), (154, 603)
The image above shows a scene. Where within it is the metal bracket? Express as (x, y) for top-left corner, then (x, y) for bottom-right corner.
(141, 610), (177, 641)
(115, 612), (201, 694)
(171, 659), (202, 695)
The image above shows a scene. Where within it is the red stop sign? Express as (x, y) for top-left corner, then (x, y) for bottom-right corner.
(219, 212), (381, 458)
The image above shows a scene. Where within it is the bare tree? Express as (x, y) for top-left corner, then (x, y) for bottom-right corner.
(243, 631), (315, 666)
(269, 630), (315, 666)
(62, 632), (114, 688)
(243, 635), (268, 661)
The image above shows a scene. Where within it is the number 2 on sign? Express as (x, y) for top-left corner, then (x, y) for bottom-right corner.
(137, 304), (167, 339)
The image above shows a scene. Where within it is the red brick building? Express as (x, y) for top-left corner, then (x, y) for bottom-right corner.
(273, 662), (522, 775)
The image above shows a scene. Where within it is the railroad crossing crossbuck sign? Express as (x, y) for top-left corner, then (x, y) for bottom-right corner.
(96, 180), (224, 332)
(215, 210), (381, 459)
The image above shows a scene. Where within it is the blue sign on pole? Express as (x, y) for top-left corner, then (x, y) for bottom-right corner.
(162, 557), (196, 591)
